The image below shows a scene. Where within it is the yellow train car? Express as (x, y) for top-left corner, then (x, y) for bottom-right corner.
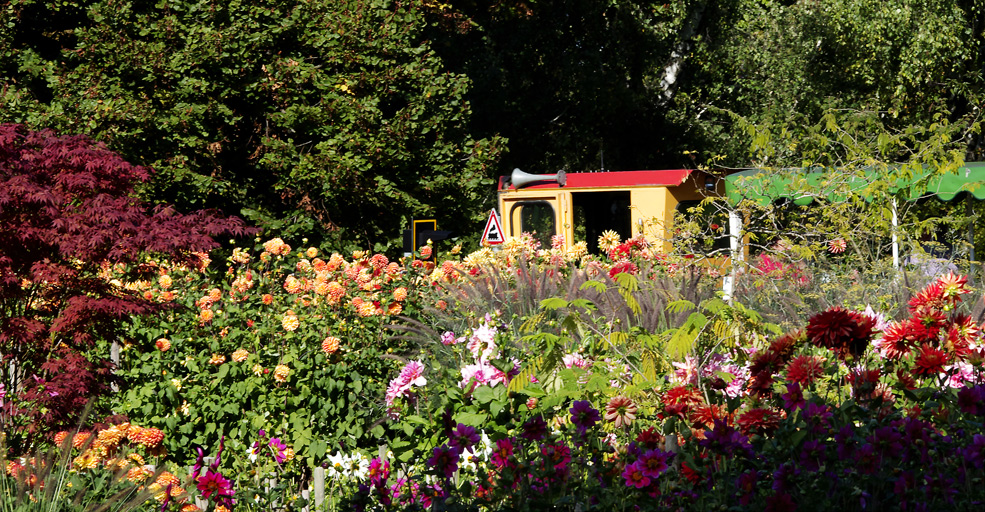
(496, 169), (722, 254)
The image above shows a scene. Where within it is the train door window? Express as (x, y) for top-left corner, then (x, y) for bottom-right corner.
(572, 191), (632, 254)
(510, 201), (556, 249)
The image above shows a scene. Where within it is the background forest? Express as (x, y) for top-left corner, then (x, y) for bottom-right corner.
(2, 0), (985, 250)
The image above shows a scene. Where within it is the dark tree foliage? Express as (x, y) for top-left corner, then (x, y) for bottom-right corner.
(0, 0), (504, 250)
(0, 123), (253, 451)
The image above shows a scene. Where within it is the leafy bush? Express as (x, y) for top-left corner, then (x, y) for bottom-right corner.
(115, 239), (437, 477)
(0, 124), (251, 453)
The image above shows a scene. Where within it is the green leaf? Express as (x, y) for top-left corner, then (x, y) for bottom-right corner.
(452, 411), (488, 426)
(540, 297), (569, 310)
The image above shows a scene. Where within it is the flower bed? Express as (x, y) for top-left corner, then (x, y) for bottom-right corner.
(3, 232), (984, 511)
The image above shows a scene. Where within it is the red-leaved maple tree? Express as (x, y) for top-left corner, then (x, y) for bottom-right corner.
(0, 124), (254, 451)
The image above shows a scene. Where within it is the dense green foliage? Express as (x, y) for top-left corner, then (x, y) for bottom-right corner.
(0, 0), (503, 248)
(4, 1), (984, 248)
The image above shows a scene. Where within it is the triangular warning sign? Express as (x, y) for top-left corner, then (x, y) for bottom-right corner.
(481, 209), (505, 245)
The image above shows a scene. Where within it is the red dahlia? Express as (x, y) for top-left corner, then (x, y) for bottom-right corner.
(785, 355), (827, 386)
(913, 344), (948, 376)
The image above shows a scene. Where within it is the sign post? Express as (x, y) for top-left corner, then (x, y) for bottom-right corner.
(481, 209), (504, 246)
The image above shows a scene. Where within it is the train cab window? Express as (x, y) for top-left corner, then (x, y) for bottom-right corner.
(514, 201), (556, 249)
(572, 191), (632, 254)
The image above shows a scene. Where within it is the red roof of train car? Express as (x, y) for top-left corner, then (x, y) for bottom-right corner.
(497, 169), (693, 191)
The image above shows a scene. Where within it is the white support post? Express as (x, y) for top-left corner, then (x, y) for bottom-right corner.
(723, 209), (744, 301)
(892, 199), (900, 271)
(313, 466), (326, 507)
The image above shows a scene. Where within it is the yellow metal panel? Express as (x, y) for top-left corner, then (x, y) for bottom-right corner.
(631, 188), (672, 252)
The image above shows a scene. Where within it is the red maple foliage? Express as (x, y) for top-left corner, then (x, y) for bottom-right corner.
(0, 124), (255, 451)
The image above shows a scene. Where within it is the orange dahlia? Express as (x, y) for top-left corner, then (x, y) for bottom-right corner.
(209, 353), (226, 365)
(136, 427), (165, 448)
(370, 253), (389, 270)
(321, 336), (341, 355)
(283, 275), (303, 294)
(232, 349), (249, 362)
(72, 432), (91, 449)
(393, 287), (408, 302)
(327, 253), (345, 271)
(155, 338), (171, 351)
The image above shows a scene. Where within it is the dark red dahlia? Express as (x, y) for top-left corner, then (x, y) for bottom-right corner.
(806, 307), (874, 359)
(736, 408), (784, 436)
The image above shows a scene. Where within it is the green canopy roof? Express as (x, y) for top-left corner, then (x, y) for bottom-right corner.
(725, 162), (985, 206)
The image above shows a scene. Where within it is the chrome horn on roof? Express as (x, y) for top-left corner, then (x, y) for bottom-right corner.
(510, 168), (567, 188)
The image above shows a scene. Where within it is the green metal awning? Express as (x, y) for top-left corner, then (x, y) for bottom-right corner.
(725, 162), (985, 206)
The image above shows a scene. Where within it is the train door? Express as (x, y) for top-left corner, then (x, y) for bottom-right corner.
(571, 191), (632, 254)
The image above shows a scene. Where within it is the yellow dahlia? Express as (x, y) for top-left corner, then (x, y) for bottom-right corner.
(357, 302), (377, 317)
(74, 451), (100, 470)
(232, 349), (249, 362)
(306, 247), (319, 258)
(274, 364), (290, 383)
(209, 353), (226, 365)
(252, 364), (264, 376)
(598, 230), (621, 252)
(282, 310), (300, 331)
(126, 466), (152, 483)
(231, 247), (250, 264)
(158, 274), (172, 289)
